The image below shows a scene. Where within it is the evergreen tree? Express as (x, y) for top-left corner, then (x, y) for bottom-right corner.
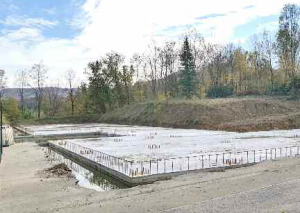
(179, 36), (197, 98)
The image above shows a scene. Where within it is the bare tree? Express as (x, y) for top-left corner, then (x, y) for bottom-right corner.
(189, 30), (206, 83)
(131, 53), (148, 101)
(250, 35), (265, 91)
(262, 30), (276, 93)
(204, 43), (223, 86)
(158, 41), (178, 96)
(15, 70), (28, 114)
(29, 62), (48, 119)
(65, 69), (78, 115)
(45, 82), (62, 116)
(131, 53), (143, 82)
(146, 40), (160, 96)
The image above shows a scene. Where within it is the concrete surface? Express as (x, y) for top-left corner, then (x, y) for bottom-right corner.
(25, 123), (300, 162)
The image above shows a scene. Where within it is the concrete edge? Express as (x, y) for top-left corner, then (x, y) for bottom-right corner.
(48, 142), (257, 187)
(15, 132), (122, 143)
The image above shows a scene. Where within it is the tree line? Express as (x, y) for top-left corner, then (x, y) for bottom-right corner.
(3, 3), (300, 122)
(5, 65), (79, 121)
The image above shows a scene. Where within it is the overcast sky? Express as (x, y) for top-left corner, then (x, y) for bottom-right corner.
(0, 0), (299, 87)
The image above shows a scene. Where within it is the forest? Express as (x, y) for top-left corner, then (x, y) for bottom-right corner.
(2, 3), (300, 124)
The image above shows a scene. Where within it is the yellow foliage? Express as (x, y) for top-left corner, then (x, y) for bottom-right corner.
(133, 89), (146, 102)
(4, 98), (21, 124)
(156, 93), (167, 103)
(199, 85), (206, 99)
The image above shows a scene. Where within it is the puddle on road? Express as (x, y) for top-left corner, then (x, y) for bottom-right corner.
(48, 150), (130, 191)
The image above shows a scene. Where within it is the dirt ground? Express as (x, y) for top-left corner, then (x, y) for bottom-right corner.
(29, 96), (300, 132)
(1, 143), (300, 213)
(98, 96), (300, 132)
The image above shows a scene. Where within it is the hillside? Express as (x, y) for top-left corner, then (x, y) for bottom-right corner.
(98, 97), (300, 132)
(3, 88), (69, 100)
(30, 96), (300, 132)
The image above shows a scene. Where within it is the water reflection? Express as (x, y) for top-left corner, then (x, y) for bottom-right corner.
(48, 149), (129, 191)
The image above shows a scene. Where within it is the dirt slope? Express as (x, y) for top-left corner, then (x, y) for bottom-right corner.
(99, 96), (300, 132)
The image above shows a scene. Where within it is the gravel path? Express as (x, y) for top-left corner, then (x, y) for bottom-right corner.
(162, 178), (300, 212)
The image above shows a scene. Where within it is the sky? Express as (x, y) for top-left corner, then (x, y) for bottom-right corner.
(0, 0), (299, 87)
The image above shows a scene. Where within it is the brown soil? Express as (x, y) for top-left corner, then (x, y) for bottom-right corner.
(28, 96), (300, 132)
(39, 163), (74, 179)
(99, 96), (300, 132)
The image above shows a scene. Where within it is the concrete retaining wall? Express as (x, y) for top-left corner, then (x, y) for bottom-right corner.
(48, 142), (256, 186)
(15, 132), (121, 143)
(3, 125), (14, 146)
(13, 125), (32, 135)
(49, 143), (134, 186)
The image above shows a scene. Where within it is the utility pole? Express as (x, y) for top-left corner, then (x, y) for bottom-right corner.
(0, 100), (2, 163)
(0, 69), (5, 164)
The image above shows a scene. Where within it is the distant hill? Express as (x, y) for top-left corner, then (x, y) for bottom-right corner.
(3, 88), (70, 100)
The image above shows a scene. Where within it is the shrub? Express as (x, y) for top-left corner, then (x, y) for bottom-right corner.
(273, 83), (290, 95)
(289, 75), (300, 90)
(206, 85), (234, 98)
(272, 75), (300, 95)
(3, 98), (21, 124)
(199, 85), (206, 99)
(156, 93), (167, 103)
(235, 90), (261, 96)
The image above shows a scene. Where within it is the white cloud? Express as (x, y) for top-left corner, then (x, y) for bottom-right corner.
(256, 21), (279, 33)
(0, 29), (89, 87)
(0, 16), (58, 28)
(2, 28), (43, 42)
(76, 0), (298, 54)
(2, 0), (300, 87)
(43, 7), (57, 15)
(8, 4), (19, 11)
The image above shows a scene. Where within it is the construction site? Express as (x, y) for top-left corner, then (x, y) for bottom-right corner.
(1, 123), (300, 212)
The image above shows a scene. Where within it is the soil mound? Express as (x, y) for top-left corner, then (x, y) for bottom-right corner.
(38, 163), (73, 179)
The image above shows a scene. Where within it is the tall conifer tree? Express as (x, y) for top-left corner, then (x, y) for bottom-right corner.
(179, 36), (197, 98)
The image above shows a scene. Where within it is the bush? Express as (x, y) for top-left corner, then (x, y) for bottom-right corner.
(199, 85), (206, 99)
(289, 75), (300, 90)
(235, 90), (261, 96)
(22, 108), (34, 120)
(3, 98), (21, 125)
(156, 93), (167, 103)
(206, 85), (234, 98)
(271, 75), (300, 96)
(273, 83), (290, 95)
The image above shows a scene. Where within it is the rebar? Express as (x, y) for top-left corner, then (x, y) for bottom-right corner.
(54, 142), (300, 178)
